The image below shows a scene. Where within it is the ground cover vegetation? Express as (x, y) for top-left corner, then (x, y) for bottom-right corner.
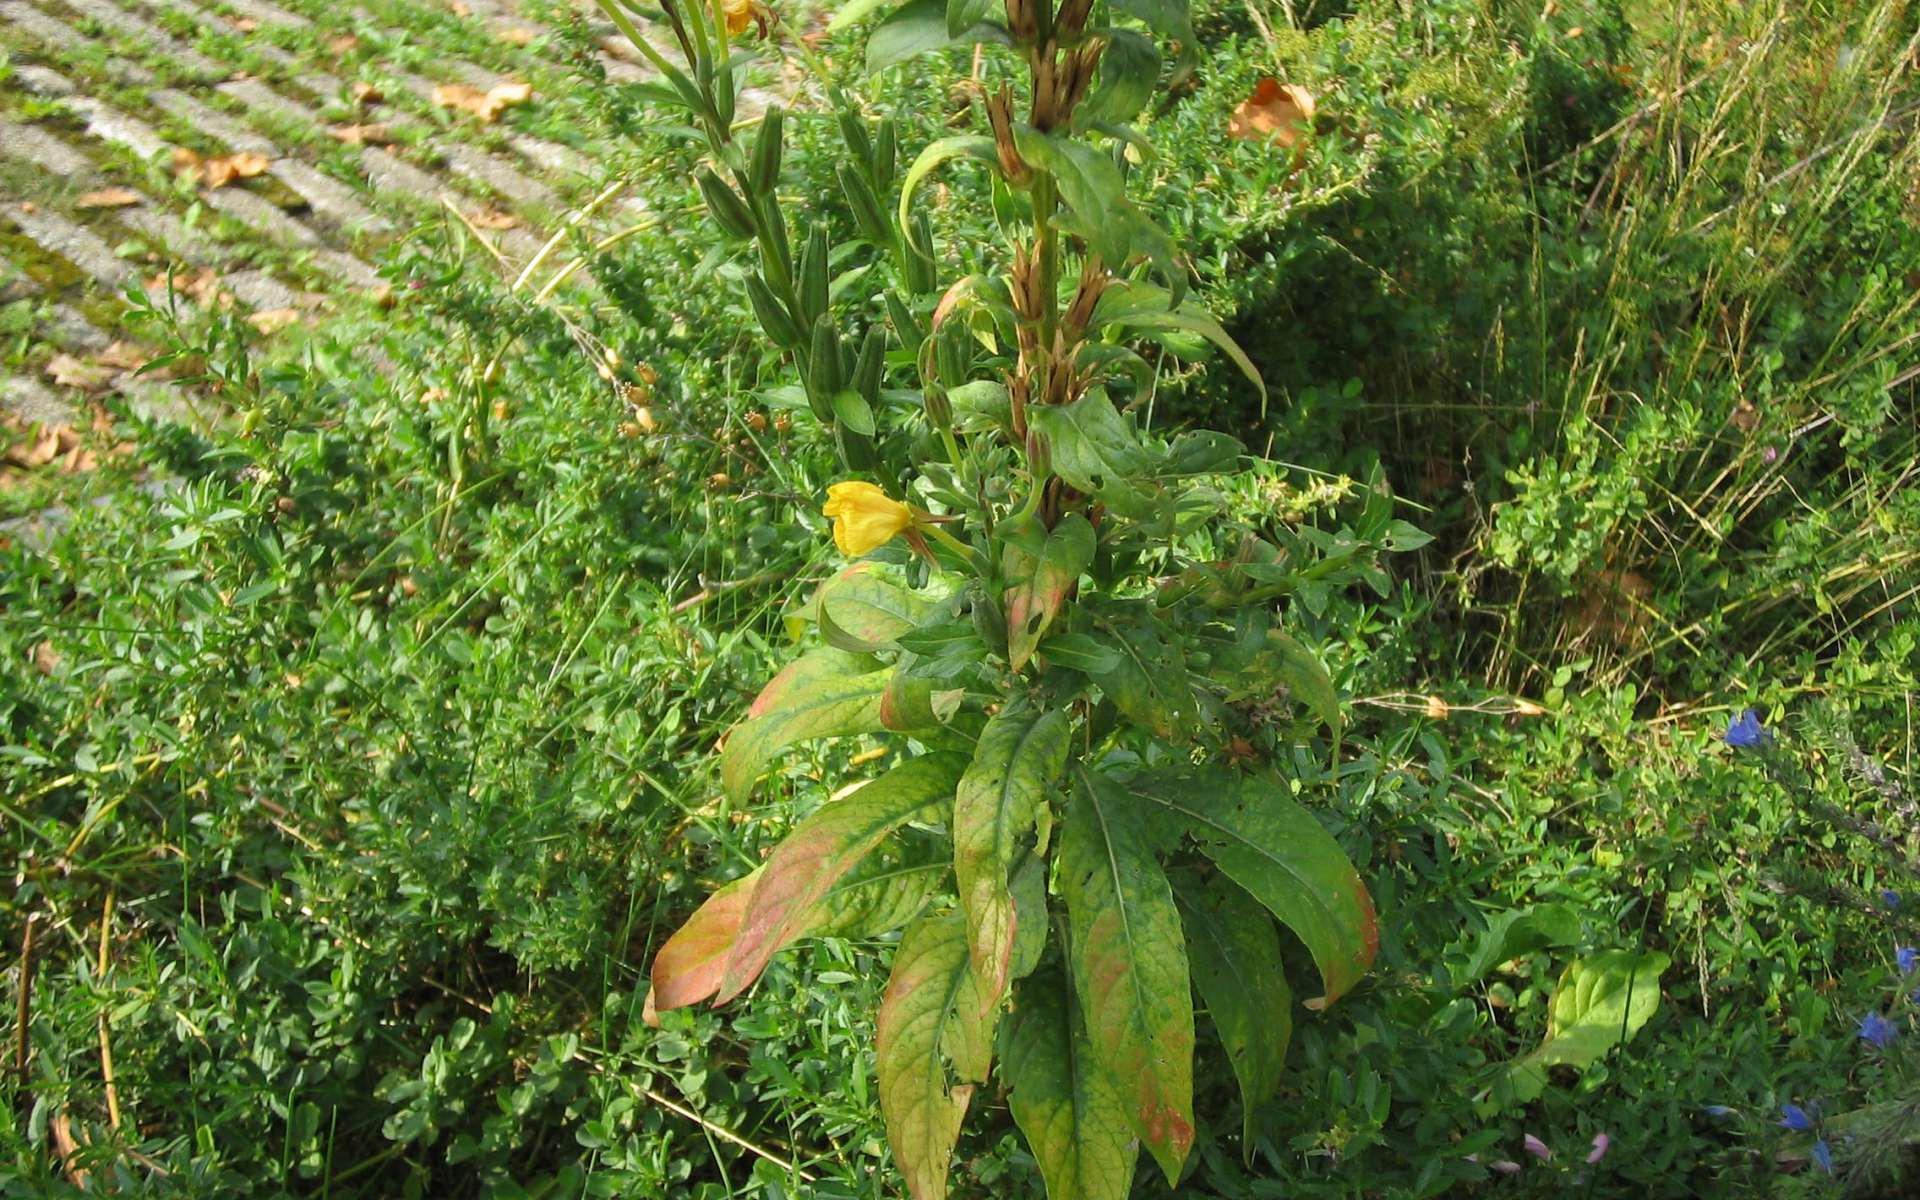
(2, 0), (1917, 1195)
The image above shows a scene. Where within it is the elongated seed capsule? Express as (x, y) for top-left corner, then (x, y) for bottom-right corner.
(904, 213), (936, 294)
(837, 109), (873, 169)
(715, 54), (735, 129)
(838, 164), (894, 249)
(696, 167), (755, 240)
(756, 193), (792, 292)
(935, 318), (972, 386)
(744, 271), (803, 348)
(852, 324), (888, 402)
(884, 290), (925, 347)
(798, 223), (831, 328)
(750, 104), (784, 196)
(807, 314), (844, 403)
(874, 117), (898, 189)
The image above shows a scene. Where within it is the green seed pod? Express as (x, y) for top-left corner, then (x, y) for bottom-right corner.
(838, 163), (893, 249)
(852, 324), (888, 403)
(903, 213), (936, 294)
(744, 271), (802, 348)
(925, 385), (953, 432)
(749, 104), (784, 197)
(756, 194), (792, 293)
(874, 117), (898, 189)
(797, 223), (831, 328)
(884, 290), (925, 347)
(934, 318), (973, 387)
(714, 55), (735, 130)
(696, 167), (755, 241)
(807, 315), (844, 406)
(838, 425), (877, 472)
(837, 110), (873, 170)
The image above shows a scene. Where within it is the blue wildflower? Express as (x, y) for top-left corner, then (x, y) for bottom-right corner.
(1811, 1138), (1833, 1174)
(1724, 709), (1772, 749)
(1858, 1011), (1897, 1049)
(1780, 1104), (1816, 1131)
(1898, 946), (1919, 974)
(1703, 1105), (1736, 1118)
(1882, 889), (1902, 910)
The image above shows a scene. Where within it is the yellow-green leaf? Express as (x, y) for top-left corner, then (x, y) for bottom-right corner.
(1504, 950), (1670, 1104)
(818, 562), (940, 652)
(720, 648), (892, 803)
(1005, 966), (1139, 1200)
(1061, 770), (1195, 1184)
(1178, 874), (1292, 1150)
(1003, 513), (1095, 672)
(647, 870), (759, 1017)
(877, 910), (996, 1200)
(954, 708), (1071, 1006)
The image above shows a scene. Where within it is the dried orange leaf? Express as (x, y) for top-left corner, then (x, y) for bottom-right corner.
(468, 208), (519, 229)
(45, 354), (114, 393)
(351, 81), (383, 106)
(329, 34), (360, 54)
(496, 26), (535, 46)
(76, 187), (142, 209)
(32, 641), (61, 675)
(246, 307), (303, 335)
(1228, 78), (1316, 149)
(96, 341), (150, 370)
(327, 122), (393, 145)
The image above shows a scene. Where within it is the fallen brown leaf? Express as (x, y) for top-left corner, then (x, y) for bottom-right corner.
(45, 354), (115, 393)
(351, 80), (383, 106)
(232, 15), (258, 30)
(329, 34), (360, 54)
(446, 0), (471, 15)
(1228, 78), (1317, 150)
(173, 148), (271, 189)
(31, 641), (60, 675)
(497, 26), (536, 46)
(246, 307), (303, 335)
(432, 81), (534, 123)
(147, 267), (230, 308)
(76, 187), (142, 209)
(468, 208), (519, 229)
(327, 122), (393, 145)
(7, 426), (63, 467)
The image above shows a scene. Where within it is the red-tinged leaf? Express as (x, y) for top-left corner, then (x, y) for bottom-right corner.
(1130, 767), (1377, 1008)
(809, 836), (951, 938)
(721, 648), (893, 803)
(1060, 770), (1195, 1184)
(1005, 966), (1139, 1200)
(648, 871), (759, 1015)
(1003, 513), (1095, 672)
(715, 753), (965, 1003)
(879, 673), (965, 731)
(953, 708), (1071, 1007)
(1178, 874), (1292, 1150)
(817, 561), (940, 652)
(877, 911), (996, 1200)
(1089, 604), (1195, 738)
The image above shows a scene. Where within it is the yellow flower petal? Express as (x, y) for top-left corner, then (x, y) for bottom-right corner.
(823, 481), (914, 557)
(723, 0), (753, 36)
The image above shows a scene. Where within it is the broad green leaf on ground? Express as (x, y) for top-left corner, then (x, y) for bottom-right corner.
(897, 136), (1000, 233)
(647, 870), (759, 1020)
(1094, 282), (1265, 402)
(1504, 950), (1670, 1103)
(720, 648), (892, 803)
(1061, 770), (1194, 1184)
(1003, 513), (1095, 671)
(1026, 390), (1158, 517)
(1178, 875), (1292, 1148)
(954, 708), (1071, 1005)
(818, 562), (938, 652)
(1451, 903), (1585, 987)
(877, 911), (996, 1200)
(716, 753), (966, 1002)
(1005, 966), (1138, 1200)
(1088, 605), (1194, 738)
(1129, 767), (1376, 1008)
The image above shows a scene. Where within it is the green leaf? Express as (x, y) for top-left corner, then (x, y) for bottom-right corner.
(954, 708), (1071, 1004)
(1178, 875), (1291, 1148)
(1088, 605), (1194, 738)
(1163, 430), (1244, 475)
(1129, 767), (1377, 1008)
(716, 753), (966, 1002)
(1061, 770), (1195, 1184)
(648, 870), (759, 1016)
(1002, 514), (1095, 672)
(1010, 127), (1139, 266)
(877, 910), (996, 1200)
(896, 620), (983, 657)
(897, 136), (1000, 234)
(1077, 29), (1159, 127)
(1026, 390), (1158, 517)
(1038, 631), (1122, 675)
(944, 0), (993, 37)
(1452, 903), (1584, 987)
(1005, 966), (1139, 1200)
(817, 562), (939, 652)
(831, 388), (877, 436)
(1095, 282), (1265, 402)
(810, 836), (950, 938)
(720, 648), (892, 803)
(1504, 950), (1670, 1103)
(1202, 629), (1340, 733)
(1008, 852), (1048, 983)
(867, 0), (1009, 73)
(880, 671), (967, 730)
(828, 0), (898, 30)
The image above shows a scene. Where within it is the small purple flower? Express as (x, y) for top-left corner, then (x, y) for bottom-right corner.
(1811, 1138), (1833, 1174)
(1703, 1105), (1737, 1118)
(1898, 946), (1919, 974)
(1522, 1133), (1551, 1160)
(1490, 1160), (1523, 1175)
(1780, 1104), (1816, 1131)
(1724, 709), (1771, 749)
(1763, 445), (1779, 464)
(1859, 1011), (1897, 1048)
(1882, 889), (1902, 910)
(1587, 1132), (1610, 1164)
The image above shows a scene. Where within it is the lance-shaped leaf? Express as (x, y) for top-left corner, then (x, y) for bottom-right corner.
(716, 753), (966, 1003)
(867, 0), (1007, 74)
(1130, 768), (1376, 1008)
(720, 648), (893, 803)
(1095, 282), (1265, 402)
(898, 135), (999, 231)
(1088, 605), (1194, 738)
(881, 671), (967, 731)
(954, 708), (1071, 1006)
(1005, 966), (1139, 1200)
(647, 870), (760, 1019)
(877, 910), (996, 1200)
(1003, 513), (1095, 672)
(1504, 950), (1670, 1103)
(1060, 770), (1195, 1184)
(810, 836), (951, 939)
(1027, 390), (1159, 517)
(1076, 29), (1160, 127)
(1178, 874), (1292, 1148)
(818, 562), (939, 652)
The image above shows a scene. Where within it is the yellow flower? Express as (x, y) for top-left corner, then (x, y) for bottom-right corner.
(823, 482), (914, 557)
(722, 0), (753, 36)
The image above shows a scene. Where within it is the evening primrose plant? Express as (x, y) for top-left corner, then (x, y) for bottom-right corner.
(602, 0), (1385, 1195)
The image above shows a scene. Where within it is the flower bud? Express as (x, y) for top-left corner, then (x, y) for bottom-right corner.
(1025, 428), (1051, 478)
(925, 386), (953, 431)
